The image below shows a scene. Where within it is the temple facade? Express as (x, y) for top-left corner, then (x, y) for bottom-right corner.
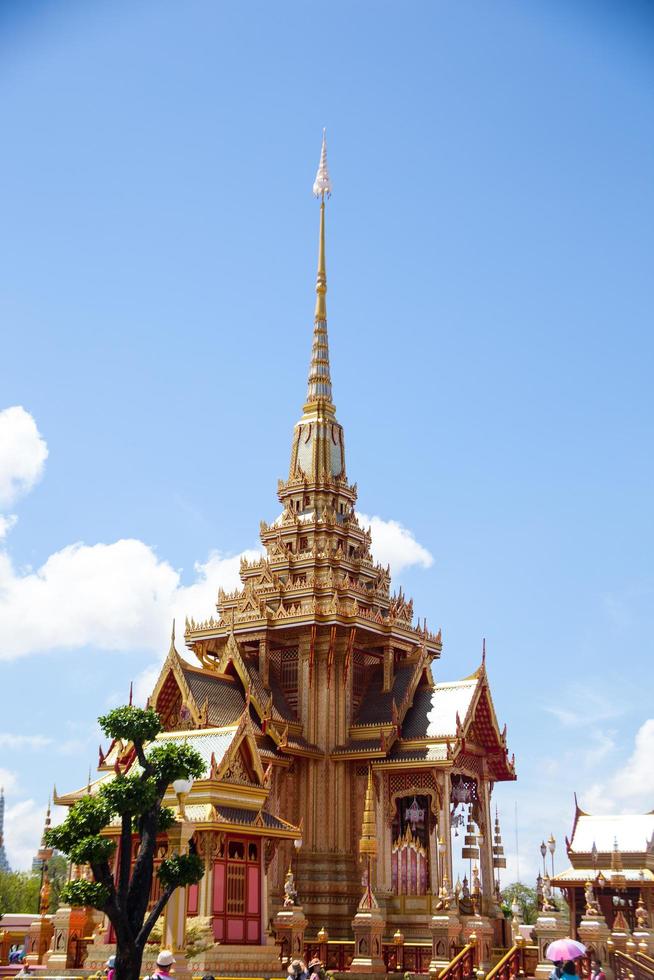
(54, 137), (516, 973)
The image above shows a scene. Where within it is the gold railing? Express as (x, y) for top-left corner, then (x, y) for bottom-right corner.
(484, 940), (524, 980)
(612, 950), (654, 980)
(438, 936), (477, 980)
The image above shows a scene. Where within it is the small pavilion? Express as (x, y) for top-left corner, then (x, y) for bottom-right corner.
(552, 798), (654, 937)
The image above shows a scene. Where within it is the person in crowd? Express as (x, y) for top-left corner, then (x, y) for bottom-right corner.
(145, 950), (176, 980)
(106, 954), (116, 980)
(287, 958), (308, 980)
(307, 956), (324, 979)
(590, 959), (606, 980)
(561, 961), (578, 979)
(549, 960), (563, 980)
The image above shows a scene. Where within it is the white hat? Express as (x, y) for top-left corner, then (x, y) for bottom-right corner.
(106, 956), (116, 968)
(156, 951), (176, 968)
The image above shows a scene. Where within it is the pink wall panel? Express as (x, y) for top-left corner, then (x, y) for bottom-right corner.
(213, 862), (225, 913)
(187, 882), (198, 915)
(247, 865), (260, 916)
(227, 919), (245, 942)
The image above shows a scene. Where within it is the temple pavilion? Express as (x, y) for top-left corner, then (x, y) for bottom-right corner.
(552, 798), (654, 937)
(54, 136), (516, 973)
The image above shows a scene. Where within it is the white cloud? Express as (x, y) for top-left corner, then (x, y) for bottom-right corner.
(5, 797), (49, 870)
(356, 512), (434, 574)
(0, 514), (17, 540)
(0, 541), (261, 661)
(583, 718), (654, 813)
(0, 768), (20, 794)
(0, 404), (431, 671)
(0, 733), (52, 749)
(543, 687), (621, 728)
(0, 407), (48, 508)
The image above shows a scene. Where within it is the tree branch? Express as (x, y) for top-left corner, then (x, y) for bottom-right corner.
(134, 738), (149, 773)
(118, 813), (132, 910)
(135, 886), (174, 949)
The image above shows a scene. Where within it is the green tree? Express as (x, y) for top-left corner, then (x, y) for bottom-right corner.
(46, 853), (69, 914)
(46, 705), (205, 980)
(501, 882), (540, 924)
(0, 871), (40, 915)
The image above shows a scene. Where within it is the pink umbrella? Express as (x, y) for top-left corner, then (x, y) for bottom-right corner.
(546, 939), (587, 961)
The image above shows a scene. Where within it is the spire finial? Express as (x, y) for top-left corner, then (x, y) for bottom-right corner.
(306, 132), (333, 405)
(312, 129), (332, 198)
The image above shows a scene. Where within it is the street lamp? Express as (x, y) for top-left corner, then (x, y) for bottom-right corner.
(540, 841), (547, 876)
(547, 834), (556, 878)
(172, 777), (193, 818)
(293, 833), (303, 881)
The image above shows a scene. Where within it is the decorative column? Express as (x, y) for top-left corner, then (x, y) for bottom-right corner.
(196, 830), (221, 916)
(577, 882), (612, 980)
(43, 903), (92, 970)
(275, 867), (308, 966)
(533, 883), (568, 980)
(429, 882), (461, 977)
(633, 893), (654, 957)
(25, 917), (54, 966)
(351, 768), (386, 974)
(158, 818), (195, 979)
(26, 807), (55, 965)
(441, 772), (452, 887)
(478, 778), (495, 914)
(510, 897), (524, 942)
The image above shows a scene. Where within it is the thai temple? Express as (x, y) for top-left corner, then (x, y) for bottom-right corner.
(543, 799), (654, 973)
(47, 136), (521, 976)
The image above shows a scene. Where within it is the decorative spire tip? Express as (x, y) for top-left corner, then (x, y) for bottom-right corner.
(313, 129), (332, 198)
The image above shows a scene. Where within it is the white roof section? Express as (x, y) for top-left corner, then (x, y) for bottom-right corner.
(556, 867), (654, 883)
(152, 726), (238, 779)
(571, 813), (654, 854)
(425, 679), (478, 738)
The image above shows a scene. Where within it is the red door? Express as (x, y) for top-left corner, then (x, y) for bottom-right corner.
(212, 835), (261, 944)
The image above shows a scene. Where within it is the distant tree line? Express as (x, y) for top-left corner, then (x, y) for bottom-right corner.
(0, 856), (68, 916)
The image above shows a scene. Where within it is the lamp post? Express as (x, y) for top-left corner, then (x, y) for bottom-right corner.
(438, 836), (447, 892)
(540, 841), (547, 877)
(293, 833), (303, 884)
(547, 834), (556, 879)
(172, 777), (193, 819)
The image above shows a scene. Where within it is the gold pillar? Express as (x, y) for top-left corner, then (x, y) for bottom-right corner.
(162, 819), (195, 978)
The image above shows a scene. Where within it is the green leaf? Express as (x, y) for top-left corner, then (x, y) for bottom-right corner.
(68, 835), (116, 866)
(156, 807), (176, 831)
(62, 879), (110, 910)
(100, 773), (158, 817)
(157, 852), (204, 891)
(148, 742), (206, 786)
(98, 705), (162, 744)
(45, 796), (112, 856)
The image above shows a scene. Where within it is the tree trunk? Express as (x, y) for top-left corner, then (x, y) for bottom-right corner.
(115, 940), (145, 980)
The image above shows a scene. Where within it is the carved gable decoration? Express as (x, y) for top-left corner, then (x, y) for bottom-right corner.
(214, 710), (266, 788)
(222, 746), (253, 785)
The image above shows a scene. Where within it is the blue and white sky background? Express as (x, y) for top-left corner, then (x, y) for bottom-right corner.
(0, 0), (653, 881)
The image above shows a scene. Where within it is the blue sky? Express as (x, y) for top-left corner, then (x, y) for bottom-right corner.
(0, 0), (652, 877)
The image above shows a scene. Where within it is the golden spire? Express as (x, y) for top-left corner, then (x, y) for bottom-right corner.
(359, 767), (378, 859)
(306, 130), (334, 408)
